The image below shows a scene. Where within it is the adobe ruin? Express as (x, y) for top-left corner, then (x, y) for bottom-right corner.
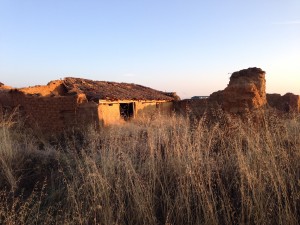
(176, 67), (299, 116)
(207, 67), (300, 114)
(0, 78), (178, 132)
(209, 67), (267, 113)
(1, 68), (299, 133)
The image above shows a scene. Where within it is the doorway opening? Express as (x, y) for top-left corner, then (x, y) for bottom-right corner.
(120, 103), (134, 121)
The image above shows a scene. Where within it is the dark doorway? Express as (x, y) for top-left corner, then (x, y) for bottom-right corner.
(120, 103), (134, 121)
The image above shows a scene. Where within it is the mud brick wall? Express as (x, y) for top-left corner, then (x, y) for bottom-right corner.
(98, 103), (122, 125)
(10, 92), (80, 132)
(135, 101), (173, 117)
(0, 104), (3, 119)
(135, 102), (157, 117)
(174, 99), (208, 117)
(156, 102), (173, 115)
(267, 93), (300, 113)
(77, 102), (99, 128)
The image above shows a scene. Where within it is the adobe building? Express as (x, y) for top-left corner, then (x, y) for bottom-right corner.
(0, 77), (179, 132)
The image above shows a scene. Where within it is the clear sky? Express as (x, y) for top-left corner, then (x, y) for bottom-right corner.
(0, 0), (299, 99)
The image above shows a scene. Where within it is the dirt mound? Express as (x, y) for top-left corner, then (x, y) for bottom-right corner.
(209, 67), (267, 113)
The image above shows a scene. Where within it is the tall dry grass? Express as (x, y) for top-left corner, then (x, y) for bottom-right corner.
(0, 110), (299, 224)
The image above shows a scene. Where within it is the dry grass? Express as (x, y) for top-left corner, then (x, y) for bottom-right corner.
(0, 111), (299, 225)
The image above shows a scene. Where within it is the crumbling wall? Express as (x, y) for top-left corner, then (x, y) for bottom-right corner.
(156, 102), (174, 115)
(19, 80), (67, 97)
(267, 93), (300, 113)
(10, 91), (79, 131)
(0, 104), (3, 120)
(174, 68), (267, 117)
(76, 102), (99, 127)
(209, 67), (266, 113)
(174, 99), (208, 117)
(1, 78), (178, 131)
(0, 90), (97, 132)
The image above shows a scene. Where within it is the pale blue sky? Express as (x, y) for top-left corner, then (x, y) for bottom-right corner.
(0, 0), (299, 98)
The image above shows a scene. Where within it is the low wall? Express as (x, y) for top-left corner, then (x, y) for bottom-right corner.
(267, 93), (300, 113)
(174, 99), (208, 117)
(0, 90), (98, 132)
(12, 92), (79, 131)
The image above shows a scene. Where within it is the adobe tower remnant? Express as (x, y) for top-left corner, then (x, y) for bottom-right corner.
(209, 67), (267, 113)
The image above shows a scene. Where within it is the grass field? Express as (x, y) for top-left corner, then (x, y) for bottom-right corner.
(0, 111), (300, 225)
